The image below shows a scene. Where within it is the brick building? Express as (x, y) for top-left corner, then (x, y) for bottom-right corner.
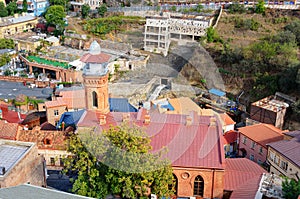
(78, 110), (225, 198)
(45, 99), (67, 126)
(238, 123), (284, 165)
(0, 139), (46, 188)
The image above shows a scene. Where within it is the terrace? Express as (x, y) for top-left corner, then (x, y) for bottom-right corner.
(27, 56), (71, 69)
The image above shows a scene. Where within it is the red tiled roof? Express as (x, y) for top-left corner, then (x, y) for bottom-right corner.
(45, 99), (67, 108)
(78, 109), (226, 169)
(80, 53), (111, 64)
(58, 89), (85, 109)
(238, 123), (284, 148)
(267, 136), (300, 167)
(223, 130), (238, 145)
(0, 120), (19, 140)
(0, 104), (26, 123)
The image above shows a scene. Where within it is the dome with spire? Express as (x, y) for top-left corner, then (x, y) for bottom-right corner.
(89, 40), (101, 55)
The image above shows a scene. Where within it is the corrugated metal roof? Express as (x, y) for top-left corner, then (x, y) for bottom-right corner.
(267, 137), (300, 167)
(109, 98), (137, 112)
(0, 184), (95, 199)
(224, 158), (266, 192)
(78, 109), (225, 169)
(238, 123), (284, 148)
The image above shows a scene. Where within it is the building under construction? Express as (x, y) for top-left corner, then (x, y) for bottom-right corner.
(250, 95), (289, 129)
(144, 12), (214, 56)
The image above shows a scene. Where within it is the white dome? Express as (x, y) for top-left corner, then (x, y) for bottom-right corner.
(89, 40), (101, 55)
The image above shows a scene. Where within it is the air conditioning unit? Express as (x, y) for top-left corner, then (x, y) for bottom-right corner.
(0, 166), (6, 175)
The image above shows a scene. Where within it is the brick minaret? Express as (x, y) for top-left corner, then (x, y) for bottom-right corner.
(81, 40), (111, 114)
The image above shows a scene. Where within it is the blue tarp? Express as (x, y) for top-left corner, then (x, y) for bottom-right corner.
(109, 98), (137, 112)
(209, 88), (226, 97)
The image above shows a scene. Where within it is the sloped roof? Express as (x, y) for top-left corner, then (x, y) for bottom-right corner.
(78, 109), (225, 169)
(0, 184), (95, 199)
(0, 120), (19, 140)
(223, 130), (238, 145)
(238, 123), (284, 148)
(167, 97), (202, 115)
(45, 99), (67, 108)
(40, 122), (56, 130)
(267, 136), (300, 167)
(58, 89), (85, 110)
(0, 104), (26, 123)
(80, 53), (111, 64)
(219, 113), (236, 126)
(283, 130), (300, 138)
(57, 110), (85, 129)
(224, 158), (266, 191)
(109, 98), (137, 112)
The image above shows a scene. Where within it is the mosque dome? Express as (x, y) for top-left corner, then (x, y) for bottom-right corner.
(89, 40), (101, 55)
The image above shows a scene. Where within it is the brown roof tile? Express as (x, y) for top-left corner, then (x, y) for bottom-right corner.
(0, 120), (19, 140)
(80, 53), (111, 64)
(45, 99), (67, 108)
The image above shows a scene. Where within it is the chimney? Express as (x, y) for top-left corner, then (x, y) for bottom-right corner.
(0, 166), (5, 175)
(99, 115), (106, 125)
(186, 115), (193, 126)
(144, 114), (150, 124)
(122, 113), (130, 122)
(210, 117), (216, 126)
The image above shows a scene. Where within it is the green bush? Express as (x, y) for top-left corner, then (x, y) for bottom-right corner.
(228, 3), (246, 14)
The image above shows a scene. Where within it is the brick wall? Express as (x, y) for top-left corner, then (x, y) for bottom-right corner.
(0, 144), (45, 188)
(173, 167), (224, 199)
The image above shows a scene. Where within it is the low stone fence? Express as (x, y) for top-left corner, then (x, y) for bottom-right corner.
(0, 75), (35, 83)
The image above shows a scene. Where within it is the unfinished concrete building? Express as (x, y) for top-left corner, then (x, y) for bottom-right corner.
(144, 13), (214, 56)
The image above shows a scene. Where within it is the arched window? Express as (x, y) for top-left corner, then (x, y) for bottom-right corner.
(92, 91), (98, 108)
(193, 175), (204, 197)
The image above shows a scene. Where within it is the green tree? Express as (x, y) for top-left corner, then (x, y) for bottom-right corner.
(6, 1), (18, 15)
(64, 124), (175, 199)
(282, 178), (300, 199)
(45, 5), (66, 34)
(195, 4), (204, 12)
(22, 0), (28, 12)
(228, 3), (246, 14)
(285, 20), (300, 45)
(206, 27), (220, 43)
(170, 6), (176, 12)
(0, 39), (15, 49)
(0, 2), (8, 17)
(0, 53), (11, 67)
(97, 4), (107, 17)
(81, 4), (90, 19)
(49, 0), (67, 7)
(255, 0), (265, 14)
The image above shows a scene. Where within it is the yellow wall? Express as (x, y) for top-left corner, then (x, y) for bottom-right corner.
(0, 17), (38, 38)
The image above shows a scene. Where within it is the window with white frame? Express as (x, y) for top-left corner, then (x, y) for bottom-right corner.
(251, 141), (256, 149)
